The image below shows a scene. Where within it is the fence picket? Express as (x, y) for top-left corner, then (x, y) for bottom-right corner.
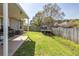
(52, 27), (79, 44)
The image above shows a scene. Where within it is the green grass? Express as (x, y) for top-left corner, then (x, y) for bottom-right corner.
(14, 31), (79, 56)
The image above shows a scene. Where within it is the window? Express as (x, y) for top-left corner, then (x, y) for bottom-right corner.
(20, 21), (22, 29)
(0, 17), (3, 29)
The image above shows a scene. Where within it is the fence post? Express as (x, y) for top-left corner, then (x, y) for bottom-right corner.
(76, 28), (78, 43)
(73, 28), (74, 42)
(67, 28), (69, 40)
(62, 28), (64, 38)
(78, 28), (79, 44)
(59, 27), (60, 36)
(69, 28), (71, 41)
(71, 28), (73, 41)
(66, 28), (67, 40)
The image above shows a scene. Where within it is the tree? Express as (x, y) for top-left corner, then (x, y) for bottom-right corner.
(30, 3), (65, 31)
(42, 16), (54, 26)
(30, 11), (44, 31)
(43, 3), (65, 20)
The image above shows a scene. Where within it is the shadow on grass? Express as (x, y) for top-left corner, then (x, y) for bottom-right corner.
(14, 37), (35, 56)
(41, 31), (55, 37)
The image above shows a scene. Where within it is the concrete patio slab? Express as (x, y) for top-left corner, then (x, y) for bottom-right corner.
(0, 46), (3, 56)
(0, 35), (28, 56)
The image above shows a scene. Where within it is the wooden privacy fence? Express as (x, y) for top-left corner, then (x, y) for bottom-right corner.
(52, 27), (79, 44)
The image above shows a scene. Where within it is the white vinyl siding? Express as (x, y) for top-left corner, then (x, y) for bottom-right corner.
(0, 18), (23, 30)
(10, 19), (23, 30)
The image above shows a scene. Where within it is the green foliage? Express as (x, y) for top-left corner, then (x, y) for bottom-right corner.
(30, 11), (43, 31)
(30, 3), (65, 31)
(43, 16), (54, 26)
(68, 19), (79, 27)
(71, 19), (79, 27)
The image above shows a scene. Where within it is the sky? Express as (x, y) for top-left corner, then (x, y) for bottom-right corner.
(20, 3), (79, 22)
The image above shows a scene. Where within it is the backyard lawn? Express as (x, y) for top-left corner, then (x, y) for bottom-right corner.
(14, 31), (79, 56)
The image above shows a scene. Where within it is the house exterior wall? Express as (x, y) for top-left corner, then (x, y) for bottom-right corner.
(9, 19), (24, 30)
(0, 18), (24, 30)
(0, 18), (2, 29)
(9, 19), (20, 30)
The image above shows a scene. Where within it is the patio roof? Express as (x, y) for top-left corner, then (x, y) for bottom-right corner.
(0, 3), (29, 56)
(0, 3), (29, 20)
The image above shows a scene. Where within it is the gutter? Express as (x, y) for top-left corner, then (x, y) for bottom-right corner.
(16, 3), (29, 19)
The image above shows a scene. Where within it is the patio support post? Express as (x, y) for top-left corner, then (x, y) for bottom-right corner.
(27, 19), (29, 31)
(3, 3), (8, 56)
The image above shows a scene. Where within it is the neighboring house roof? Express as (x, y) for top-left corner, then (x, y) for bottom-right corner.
(0, 3), (29, 20)
(58, 22), (68, 27)
(53, 22), (59, 27)
(58, 22), (77, 28)
(53, 21), (77, 28)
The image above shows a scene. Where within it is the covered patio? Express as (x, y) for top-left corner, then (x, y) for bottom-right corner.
(0, 3), (29, 56)
(0, 35), (28, 56)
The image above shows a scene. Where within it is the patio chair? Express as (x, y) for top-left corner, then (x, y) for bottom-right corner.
(8, 27), (15, 38)
(15, 30), (23, 35)
(0, 30), (3, 46)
